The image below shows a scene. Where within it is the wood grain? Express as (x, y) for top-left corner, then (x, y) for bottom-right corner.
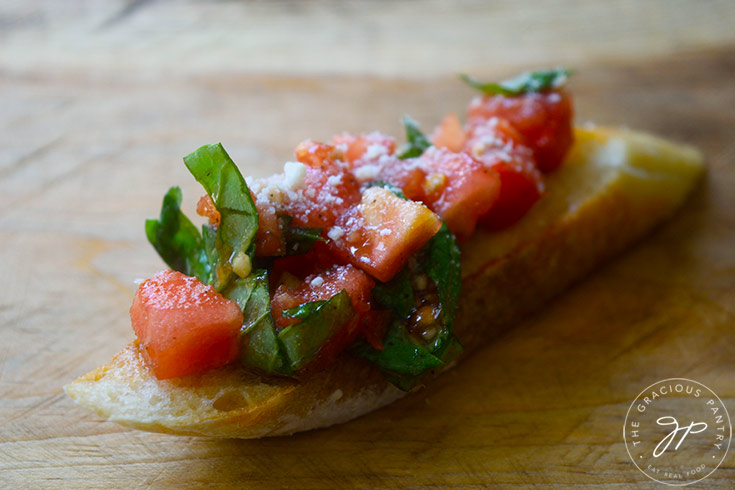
(1, 1), (735, 488)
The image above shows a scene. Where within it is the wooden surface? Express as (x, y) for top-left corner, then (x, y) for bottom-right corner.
(2, 1), (735, 488)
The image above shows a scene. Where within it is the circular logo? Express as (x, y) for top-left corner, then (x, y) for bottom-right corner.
(624, 378), (731, 486)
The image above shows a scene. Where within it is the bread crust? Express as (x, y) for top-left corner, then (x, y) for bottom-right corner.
(65, 127), (704, 438)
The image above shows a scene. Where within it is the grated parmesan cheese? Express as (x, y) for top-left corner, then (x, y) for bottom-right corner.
(363, 144), (388, 160)
(327, 226), (345, 241)
(283, 161), (307, 189)
(354, 164), (380, 182)
(327, 174), (343, 186)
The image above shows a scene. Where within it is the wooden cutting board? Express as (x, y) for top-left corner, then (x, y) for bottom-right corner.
(2, 2), (735, 488)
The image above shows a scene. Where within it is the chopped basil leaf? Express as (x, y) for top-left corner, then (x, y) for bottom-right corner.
(184, 143), (259, 291)
(459, 68), (572, 96)
(201, 223), (218, 280)
(423, 222), (461, 332)
(278, 290), (354, 371)
(354, 321), (443, 377)
(282, 300), (328, 320)
(229, 270), (292, 376)
(280, 214), (326, 256)
(397, 115), (431, 159)
(145, 186), (212, 284)
(372, 268), (414, 319)
(365, 180), (408, 200)
(353, 222), (463, 390)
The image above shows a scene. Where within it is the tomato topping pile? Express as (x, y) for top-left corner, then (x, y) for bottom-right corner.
(140, 70), (575, 381)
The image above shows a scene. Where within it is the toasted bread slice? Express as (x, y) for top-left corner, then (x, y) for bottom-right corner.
(65, 127), (704, 438)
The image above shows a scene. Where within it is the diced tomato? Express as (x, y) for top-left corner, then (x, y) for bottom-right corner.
(330, 186), (442, 282)
(467, 89), (574, 172)
(432, 113), (466, 152)
(248, 141), (361, 244)
(350, 148), (501, 241)
(271, 264), (375, 329)
(130, 270), (243, 380)
(196, 194), (220, 226)
(414, 148), (500, 241)
(331, 132), (396, 164)
(270, 241), (344, 285)
(367, 157), (427, 199)
(465, 118), (544, 230)
(294, 140), (343, 169)
(254, 203), (286, 256)
(300, 166), (360, 229)
(477, 161), (542, 230)
(283, 140), (361, 229)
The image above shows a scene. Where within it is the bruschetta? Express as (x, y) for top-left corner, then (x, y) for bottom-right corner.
(65, 70), (704, 438)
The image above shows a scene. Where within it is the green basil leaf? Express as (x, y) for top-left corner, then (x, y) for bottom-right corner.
(354, 321), (443, 377)
(372, 268), (414, 319)
(228, 270), (292, 376)
(278, 290), (354, 371)
(145, 186), (212, 284)
(459, 68), (572, 96)
(423, 222), (461, 331)
(280, 214), (326, 256)
(201, 223), (218, 278)
(396, 115), (431, 159)
(420, 222), (462, 359)
(283, 300), (328, 320)
(183, 143), (259, 291)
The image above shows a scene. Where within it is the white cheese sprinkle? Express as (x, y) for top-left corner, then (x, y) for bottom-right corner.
(309, 276), (325, 287)
(353, 164), (380, 182)
(363, 144), (387, 160)
(283, 161), (306, 189)
(327, 226), (345, 241)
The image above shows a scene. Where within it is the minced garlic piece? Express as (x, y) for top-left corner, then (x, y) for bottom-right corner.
(232, 252), (252, 279)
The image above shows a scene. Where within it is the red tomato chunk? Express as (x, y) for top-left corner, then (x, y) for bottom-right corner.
(249, 141), (360, 244)
(331, 132), (397, 164)
(467, 89), (574, 172)
(130, 270), (243, 380)
(196, 194), (220, 226)
(414, 147), (500, 241)
(464, 117), (544, 230)
(329, 186), (442, 282)
(432, 113), (467, 152)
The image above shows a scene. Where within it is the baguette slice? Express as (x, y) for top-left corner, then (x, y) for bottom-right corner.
(65, 127), (704, 438)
